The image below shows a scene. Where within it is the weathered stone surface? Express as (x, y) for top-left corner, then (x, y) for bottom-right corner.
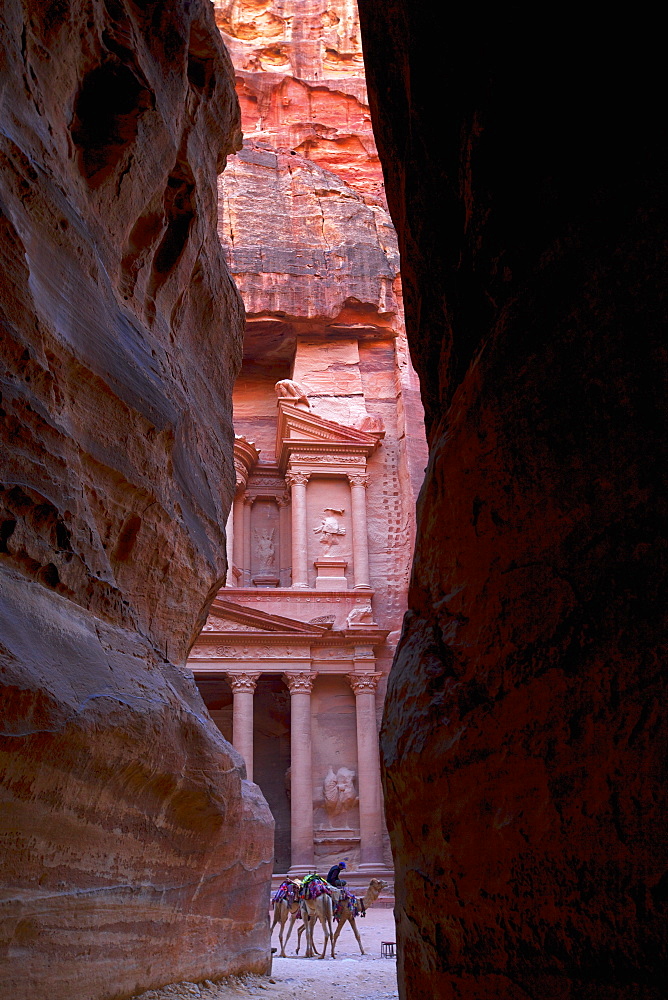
(0, 2), (273, 996)
(219, 142), (399, 325)
(358, 4), (667, 999)
(214, 0), (384, 205)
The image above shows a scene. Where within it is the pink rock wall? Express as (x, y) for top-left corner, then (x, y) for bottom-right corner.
(214, 0), (384, 205)
(218, 143), (399, 323)
(0, 2), (273, 997)
(358, 4), (667, 999)
(215, 0), (427, 721)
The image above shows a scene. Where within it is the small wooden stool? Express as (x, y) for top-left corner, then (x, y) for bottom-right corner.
(381, 941), (396, 958)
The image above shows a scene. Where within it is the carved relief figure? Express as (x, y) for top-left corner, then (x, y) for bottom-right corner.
(275, 378), (310, 409)
(254, 527), (276, 571)
(323, 766), (358, 816)
(346, 604), (375, 626)
(314, 507), (346, 554)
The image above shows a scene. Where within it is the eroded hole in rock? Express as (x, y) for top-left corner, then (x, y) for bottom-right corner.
(187, 18), (218, 96)
(0, 518), (16, 553)
(111, 513), (142, 561)
(70, 60), (153, 185)
(152, 166), (196, 275)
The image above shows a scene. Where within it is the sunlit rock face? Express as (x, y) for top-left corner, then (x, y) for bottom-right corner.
(214, 0), (384, 206)
(358, 4), (667, 999)
(219, 144), (399, 323)
(0, 2), (273, 997)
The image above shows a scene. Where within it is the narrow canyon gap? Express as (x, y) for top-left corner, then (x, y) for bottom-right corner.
(187, 0), (426, 898)
(0, 3), (273, 997)
(357, 5), (667, 1000)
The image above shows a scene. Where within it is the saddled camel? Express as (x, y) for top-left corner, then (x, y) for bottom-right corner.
(332, 878), (389, 954)
(297, 878), (389, 956)
(270, 896), (301, 957)
(300, 884), (341, 959)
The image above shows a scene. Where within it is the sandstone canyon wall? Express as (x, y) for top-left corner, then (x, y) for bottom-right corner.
(214, 0), (384, 206)
(0, 3), (273, 997)
(358, 5), (667, 999)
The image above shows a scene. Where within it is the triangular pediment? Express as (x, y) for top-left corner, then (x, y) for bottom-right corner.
(199, 599), (333, 637)
(276, 400), (381, 469)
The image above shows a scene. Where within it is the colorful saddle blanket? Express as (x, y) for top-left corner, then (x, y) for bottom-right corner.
(333, 887), (366, 919)
(300, 873), (333, 900)
(272, 880), (300, 906)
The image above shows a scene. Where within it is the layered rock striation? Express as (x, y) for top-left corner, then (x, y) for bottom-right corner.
(0, 2), (273, 997)
(219, 143), (399, 327)
(359, 4), (667, 999)
(214, 0), (384, 205)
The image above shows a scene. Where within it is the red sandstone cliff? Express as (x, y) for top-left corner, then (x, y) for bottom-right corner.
(214, 0), (384, 206)
(213, 1), (426, 669)
(359, 4), (667, 999)
(0, 3), (273, 997)
(219, 143), (399, 323)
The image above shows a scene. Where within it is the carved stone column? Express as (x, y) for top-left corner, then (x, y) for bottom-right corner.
(284, 671), (316, 871)
(243, 492), (254, 587)
(277, 492), (291, 587)
(348, 672), (384, 866)
(227, 671), (260, 782)
(286, 471), (310, 589)
(225, 503), (235, 587)
(232, 490), (245, 587)
(348, 473), (372, 590)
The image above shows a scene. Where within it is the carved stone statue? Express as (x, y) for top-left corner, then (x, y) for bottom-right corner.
(254, 527), (276, 571)
(354, 413), (384, 434)
(346, 604), (375, 627)
(313, 507), (346, 554)
(323, 766), (358, 815)
(275, 378), (310, 409)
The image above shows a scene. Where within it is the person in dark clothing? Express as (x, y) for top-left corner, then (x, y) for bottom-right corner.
(326, 860), (348, 887)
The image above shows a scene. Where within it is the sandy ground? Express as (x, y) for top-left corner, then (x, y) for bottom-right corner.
(135, 910), (398, 1000)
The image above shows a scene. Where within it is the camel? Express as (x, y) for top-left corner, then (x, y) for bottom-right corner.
(297, 878), (389, 956)
(299, 882), (341, 959)
(270, 896), (301, 957)
(332, 878), (389, 954)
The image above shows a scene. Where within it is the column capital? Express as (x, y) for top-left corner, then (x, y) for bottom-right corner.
(283, 671), (316, 694)
(227, 671), (261, 692)
(234, 458), (249, 492)
(286, 470), (310, 489)
(347, 672), (382, 695)
(276, 492), (291, 507)
(243, 491), (256, 506)
(347, 473), (370, 489)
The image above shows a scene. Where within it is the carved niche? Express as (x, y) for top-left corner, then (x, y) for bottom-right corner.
(250, 496), (280, 587)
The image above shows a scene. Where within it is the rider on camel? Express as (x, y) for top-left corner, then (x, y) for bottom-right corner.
(326, 859), (348, 887)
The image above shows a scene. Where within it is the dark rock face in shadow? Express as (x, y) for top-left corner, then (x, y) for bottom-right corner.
(0, 2), (273, 997)
(358, 6), (666, 998)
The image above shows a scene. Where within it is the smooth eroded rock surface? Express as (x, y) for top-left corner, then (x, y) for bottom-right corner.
(358, 5), (667, 998)
(0, 2), (273, 997)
